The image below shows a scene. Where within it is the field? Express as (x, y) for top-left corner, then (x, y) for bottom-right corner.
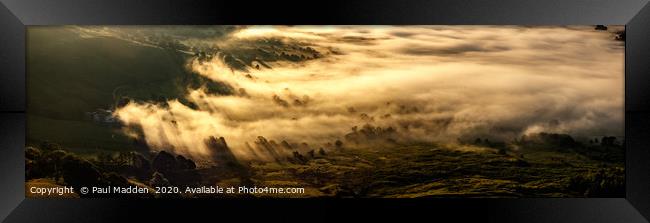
(25, 138), (624, 198)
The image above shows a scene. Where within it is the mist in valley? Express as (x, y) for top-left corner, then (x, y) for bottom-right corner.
(98, 26), (626, 162)
(25, 25), (627, 198)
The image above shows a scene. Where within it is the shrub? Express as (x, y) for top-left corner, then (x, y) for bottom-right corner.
(25, 147), (42, 160)
(568, 167), (624, 197)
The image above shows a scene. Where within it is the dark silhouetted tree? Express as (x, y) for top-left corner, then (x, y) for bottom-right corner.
(149, 172), (171, 187)
(152, 151), (176, 175)
(601, 136), (617, 147)
(60, 154), (103, 191)
(335, 140), (343, 150)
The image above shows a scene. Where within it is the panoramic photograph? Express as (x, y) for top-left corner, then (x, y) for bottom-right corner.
(25, 25), (625, 198)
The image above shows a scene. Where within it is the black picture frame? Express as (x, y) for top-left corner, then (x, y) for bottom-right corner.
(1, 0), (649, 222)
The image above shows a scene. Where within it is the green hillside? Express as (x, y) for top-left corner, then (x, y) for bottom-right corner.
(27, 27), (216, 152)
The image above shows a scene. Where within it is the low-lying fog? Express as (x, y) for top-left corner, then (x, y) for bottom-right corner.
(99, 26), (623, 161)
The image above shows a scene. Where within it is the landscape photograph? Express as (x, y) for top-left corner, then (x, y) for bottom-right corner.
(25, 25), (625, 198)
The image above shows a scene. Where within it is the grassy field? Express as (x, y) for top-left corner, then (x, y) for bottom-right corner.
(27, 114), (137, 152)
(27, 27), (219, 151)
(26, 141), (623, 198)
(245, 143), (623, 198)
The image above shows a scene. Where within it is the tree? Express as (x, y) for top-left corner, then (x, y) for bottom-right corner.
(40, 150), (71, 180)
(26, 147), (42, 160)
(39, 141), (64, 152)
(103, 172), (129, 186)
(149, 172), (171, 187)
(26, 147), (43, 180)
(131, 152), (151, 171)
(335, 140), (343, 149)
(601, 136), (617, 147)
(60, 154), (103, 191)
(291, 151), (308, 164)
(176, 155), (196, 170)
(152, 151), (176, 175)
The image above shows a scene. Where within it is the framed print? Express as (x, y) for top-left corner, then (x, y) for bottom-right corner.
(1, 0), (650, 222)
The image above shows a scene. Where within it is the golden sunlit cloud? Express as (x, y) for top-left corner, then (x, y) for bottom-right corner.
(113, 26), (624, 162)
